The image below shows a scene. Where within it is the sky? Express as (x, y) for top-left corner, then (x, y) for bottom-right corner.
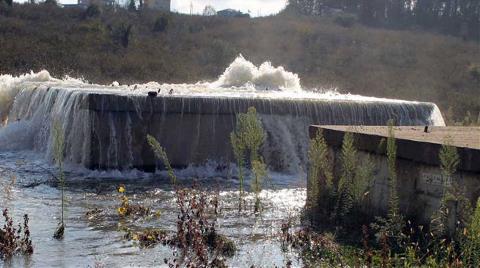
(171, 0), (287, 16)
(17, 0), (288, 16)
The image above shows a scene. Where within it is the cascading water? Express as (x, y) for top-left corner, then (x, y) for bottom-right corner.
(0, 56), (445, 173)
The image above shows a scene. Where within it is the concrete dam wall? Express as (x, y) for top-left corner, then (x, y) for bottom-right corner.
(308, 125), (480, 225)
(1, 83), (445, 172)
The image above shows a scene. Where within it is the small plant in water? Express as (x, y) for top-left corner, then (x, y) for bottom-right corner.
(230, 107), (266, 212)
(52, 121), (66, 240)
(168, 187), (235, 267)
(147, 134), (176, 185)
(251, 159), (267, 213)
(0, 209), (33, 260)
(116, 185), (152, 218)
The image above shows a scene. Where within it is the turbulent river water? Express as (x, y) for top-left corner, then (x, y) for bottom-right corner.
(0, 56), (446, 267)
(0, 150), (306, 267)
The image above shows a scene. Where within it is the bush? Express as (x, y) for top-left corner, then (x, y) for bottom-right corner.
(334, 15), (356, 28)
(0, 209), (33, 260)
(84, 4), (101, 19)
(468, 64), (480, 81)
(153, 16), (168, 32)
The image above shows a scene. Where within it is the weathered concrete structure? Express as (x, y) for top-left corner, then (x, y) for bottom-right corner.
(309, 125), (480, 223)
(82, 91), (443, 171)
(4, 83), (445, 172)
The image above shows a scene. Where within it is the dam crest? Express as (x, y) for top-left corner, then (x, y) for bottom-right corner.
(0, 57), (445, 173)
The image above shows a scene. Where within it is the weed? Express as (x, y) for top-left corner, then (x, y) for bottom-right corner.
(251, 159), (267, 213)
(285, 227), (340, 266)
(147, 134), (176, 185)
(168, 187), (233, 267)
(462, 198), (480, 267)
(0, 209), (33, 260)
(372, 121), (405, 251)
(306, 129), (333, 224)
(116, 185), (154, 218)
(85, 208), (104, 221)
(52, 121), (66, 240)
(230, 107), (266, 212)
(124, 228), (168, 248)
(306, 130), (371, 231)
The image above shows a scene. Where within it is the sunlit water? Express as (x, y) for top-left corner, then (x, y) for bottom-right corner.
(0, 55), (446, 267)
(0, 151), (306, 267)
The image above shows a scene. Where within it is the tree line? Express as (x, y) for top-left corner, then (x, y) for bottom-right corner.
(287, 0), (480, 41)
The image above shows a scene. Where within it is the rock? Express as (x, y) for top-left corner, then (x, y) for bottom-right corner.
(148, 91), (158, 97)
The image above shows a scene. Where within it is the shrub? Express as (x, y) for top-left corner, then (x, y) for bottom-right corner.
(431, 137), (470, 239)
(334, 15), (356, 28)
(84, 4), (101, 19)
(230, 107), (266, 211)
(468, 64), (480, 81)
(0, 209), (33, 260)
(153, 16), (168, 32)
(463, 198), (480, 267)
(307, 130), (372, 230)
(251, 159), (267, 213)
(111, 23), (133, 48)
(306, 129), (333, 223)
(371, 122), (405, 251)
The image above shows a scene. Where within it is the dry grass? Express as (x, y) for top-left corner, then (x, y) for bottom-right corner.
(0, 4), (479, 120)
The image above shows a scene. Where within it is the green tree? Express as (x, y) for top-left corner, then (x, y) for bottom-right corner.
(230, 107), (266, 212)
(128, 0), (136, 11)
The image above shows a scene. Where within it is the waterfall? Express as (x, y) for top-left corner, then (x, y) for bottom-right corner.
(0, 59), (446, 173)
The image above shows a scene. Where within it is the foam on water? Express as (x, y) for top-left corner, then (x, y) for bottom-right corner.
(0, 55), (447, 107)
(213, 55), (301, 91)
(0, 70), (53, 124)
(0, 56), (446, 173)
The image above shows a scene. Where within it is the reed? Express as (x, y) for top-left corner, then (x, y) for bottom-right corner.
(147, 134), (176, 186)
(52, 121), (66, 240)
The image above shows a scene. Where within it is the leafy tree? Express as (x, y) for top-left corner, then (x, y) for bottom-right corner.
(128, 0), (136, 11)
(112, 23), (133, 48)
(84, 4), (101, 19)
(203, 5), (216, 16)
(44, 0), (57, 5)
(153, 16), (169, 32)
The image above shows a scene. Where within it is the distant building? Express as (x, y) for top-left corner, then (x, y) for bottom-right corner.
(72, 0), (115, 8)
(217, 9), (249, 18)
(144, 0), (170, 11)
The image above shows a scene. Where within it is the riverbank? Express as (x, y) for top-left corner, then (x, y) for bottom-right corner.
(0, 3), (479, 122)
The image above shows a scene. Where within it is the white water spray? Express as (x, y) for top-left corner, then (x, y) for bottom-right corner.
(0, 56), (446, 172)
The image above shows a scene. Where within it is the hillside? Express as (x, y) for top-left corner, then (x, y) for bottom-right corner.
(0, 3), (479, 123)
